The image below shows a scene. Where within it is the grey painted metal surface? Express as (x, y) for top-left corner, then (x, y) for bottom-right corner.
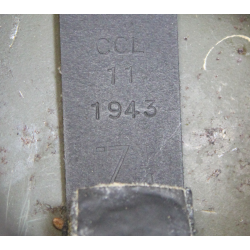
(60, 15), (183, 204)
(0, 15), (65, 235)
(0, 14), (250, 235)
(179, 14), (250, 235)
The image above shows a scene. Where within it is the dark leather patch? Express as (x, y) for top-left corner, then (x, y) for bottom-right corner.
(71, 185), (193, 236)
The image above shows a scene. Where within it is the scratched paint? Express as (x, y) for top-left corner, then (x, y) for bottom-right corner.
(203, 34), (250, 70)
(9, 16), (20, 48)
(0, 15), (65, 236)
(179, 14), (250, 235)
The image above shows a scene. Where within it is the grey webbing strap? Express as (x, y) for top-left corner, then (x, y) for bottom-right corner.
(60, 15), (183, 203)
(60, 15), (192, 235)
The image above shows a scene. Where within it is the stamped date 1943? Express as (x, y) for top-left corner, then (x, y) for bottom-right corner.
(91, 100), (157, 120)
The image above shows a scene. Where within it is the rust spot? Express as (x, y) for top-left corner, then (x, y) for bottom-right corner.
(34, 154), (42, 162)
(239, 16), (247, 23)
(237, 47), (247, 55)
(35, 200), (66, 215)
(53, 217), (64, 230)
(21, 137), (35, 145)
(207, 169), (221, 181)
(22, 125), (29, 136)
(48, 108), (55, 114)
(197, 73), (201, 80)
(1, 156), (7, 164)
(204, 128), (224, 145)
(0, 147), (7, 153)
